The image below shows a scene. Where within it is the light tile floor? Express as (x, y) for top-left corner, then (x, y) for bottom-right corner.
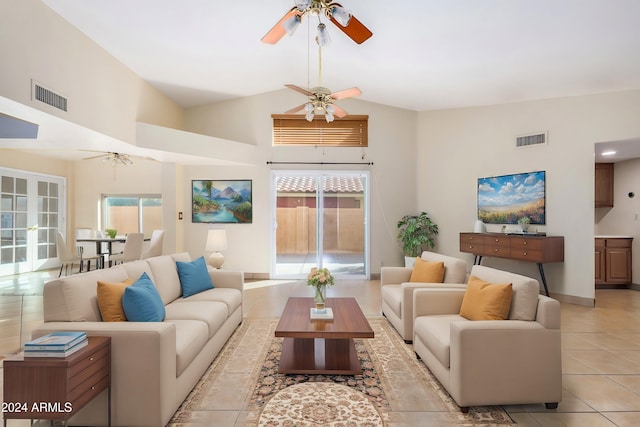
(2, 270), (640, 425)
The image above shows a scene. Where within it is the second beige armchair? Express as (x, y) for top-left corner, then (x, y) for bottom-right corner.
(381, 251), (468, 342)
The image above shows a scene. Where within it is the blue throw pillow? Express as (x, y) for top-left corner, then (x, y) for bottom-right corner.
(122, 272), (166, 322)
(176, 256), (214, 297)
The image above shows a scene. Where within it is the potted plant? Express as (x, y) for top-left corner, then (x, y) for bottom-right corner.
(518, 216), (531, 232)
(397, 211), (439, 266)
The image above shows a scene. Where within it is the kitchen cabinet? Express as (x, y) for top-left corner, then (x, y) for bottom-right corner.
(595, 237), (633, 286)
(595, 163), (614, 208)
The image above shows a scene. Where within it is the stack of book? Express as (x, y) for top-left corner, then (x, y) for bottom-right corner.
(24, 331), (88, 357)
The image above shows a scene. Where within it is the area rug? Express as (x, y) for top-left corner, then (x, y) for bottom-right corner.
(169, 318), (514, 426)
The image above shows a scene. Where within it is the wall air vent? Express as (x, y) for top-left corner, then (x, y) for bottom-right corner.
(516, 132), (547, 148)
(32, 80), (67, 112)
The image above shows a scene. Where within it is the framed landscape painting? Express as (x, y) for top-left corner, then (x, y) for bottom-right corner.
(477, 171), (545, 224)
(192, 180), (252, 223)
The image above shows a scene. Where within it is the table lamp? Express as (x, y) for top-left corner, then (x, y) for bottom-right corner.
(205, 229), (227, 269)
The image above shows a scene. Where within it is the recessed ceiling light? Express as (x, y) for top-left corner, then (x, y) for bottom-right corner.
(602, 150), (617, 156)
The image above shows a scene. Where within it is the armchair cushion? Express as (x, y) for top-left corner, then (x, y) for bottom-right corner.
(459, 276), (512, 321)
(470, 265), (539, 321)
(409, 258), (445, 283)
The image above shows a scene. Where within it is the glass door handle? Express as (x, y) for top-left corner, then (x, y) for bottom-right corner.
(27, 225), (38, 231)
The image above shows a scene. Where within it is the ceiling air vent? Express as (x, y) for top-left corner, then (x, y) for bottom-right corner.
(32, 80), (67, 112)
(516, 132), (547, 148)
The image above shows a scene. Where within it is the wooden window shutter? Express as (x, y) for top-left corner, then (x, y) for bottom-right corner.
(272, 114), (368, 147)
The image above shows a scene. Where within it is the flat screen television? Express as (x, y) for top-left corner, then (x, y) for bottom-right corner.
(477, 171), (545, 224)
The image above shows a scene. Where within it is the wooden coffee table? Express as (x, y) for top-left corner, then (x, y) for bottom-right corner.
(275, 297), (374, 375)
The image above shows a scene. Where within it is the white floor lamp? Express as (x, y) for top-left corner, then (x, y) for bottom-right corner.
(206, 229), (227, 269)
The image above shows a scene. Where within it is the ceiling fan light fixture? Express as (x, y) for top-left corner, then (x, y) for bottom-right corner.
(325, 111), (334, 123)
(316, 23), (331, 46)
(283, 14), (302, 35)
(305, 109), (315, 122)
(294, 0), (312, 10)
(330, 5), (352, 27)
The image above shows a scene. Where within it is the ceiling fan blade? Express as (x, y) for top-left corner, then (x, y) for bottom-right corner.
(331, 87), (362, 100)
(284, 104), (307, 114)
(82, 154), (107, 160)
(285, 84), (313, 96)
(261, 7), (300, 44)
(329, 14), (372, 44)
(332, 104), (348, 118)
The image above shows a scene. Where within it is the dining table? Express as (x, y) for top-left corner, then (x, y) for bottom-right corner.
(76, 236), (149, 268)
(76, 237), (127, 258)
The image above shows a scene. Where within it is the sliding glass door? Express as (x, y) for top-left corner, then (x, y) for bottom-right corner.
(0, 168), (65, 275)
(271, 171), (369, 279)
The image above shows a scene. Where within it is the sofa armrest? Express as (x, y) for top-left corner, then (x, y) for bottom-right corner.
(413, 288), (466, 318)
(380, 266), (413, 286)
(535, 295), (561, 329)
(33, 321), (177, 426)
(209, 269), (244, 291)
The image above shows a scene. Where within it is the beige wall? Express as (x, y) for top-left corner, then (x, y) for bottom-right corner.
(181, 90), (418, 274)
(417, 90), (640, 304)
(0, 0), (184, 144)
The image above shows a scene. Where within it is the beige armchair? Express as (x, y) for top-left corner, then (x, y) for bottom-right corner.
(381, 251), (468, 342)
(412, 265), (562, 411)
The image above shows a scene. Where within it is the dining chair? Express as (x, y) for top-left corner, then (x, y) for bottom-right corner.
(56, 232), (101, 276)
(109, 233), (144, 266)
(142, 230), (164, 259)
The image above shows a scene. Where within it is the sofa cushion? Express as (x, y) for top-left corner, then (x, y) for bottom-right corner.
(165, 319), (209, 376)
(164, 301), (228, 338)
(145, 255), (185, 305)
(182, 287), (242, 315)
(96, 278), (135, 322)
(409, 258), (445, 283)
(176, 256), (214, 297)
(414, 314), (465, 368)
(420, 251), (468, 283)
(43, 266), (129, 322)
(122, 273), (166, 322)
(381, 285), (402, 318)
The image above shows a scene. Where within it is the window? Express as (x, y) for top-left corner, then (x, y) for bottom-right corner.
(103, 195), (162, 238)
(272, 114), (368, 147)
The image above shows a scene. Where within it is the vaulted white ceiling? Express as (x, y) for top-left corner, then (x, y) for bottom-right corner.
(42, 0), (640, 112)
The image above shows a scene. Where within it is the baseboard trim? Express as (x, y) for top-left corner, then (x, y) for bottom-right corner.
(549, 292), (595, 307)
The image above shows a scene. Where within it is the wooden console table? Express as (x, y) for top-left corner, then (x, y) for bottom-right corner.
(460, 232), (564, 296)
(3, 336), (111, 426)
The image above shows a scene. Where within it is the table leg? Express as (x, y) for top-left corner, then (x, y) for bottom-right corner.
(537, 263), (550, 296)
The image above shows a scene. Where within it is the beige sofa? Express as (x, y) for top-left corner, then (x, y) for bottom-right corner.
(32, 252), (243, 427)
(380, 251), (468, 341)
(412, 265), (562, 411)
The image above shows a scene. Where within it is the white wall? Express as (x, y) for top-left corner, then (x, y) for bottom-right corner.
(595, 158), (640, 283)
(417, 90), (640, 304)
(180, 89), (418, 275)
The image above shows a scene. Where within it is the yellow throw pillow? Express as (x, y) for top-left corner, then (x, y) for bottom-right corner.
(459, 276), (513, 320)
(97, 278), (135, 322)
(409, 258), (445, 283)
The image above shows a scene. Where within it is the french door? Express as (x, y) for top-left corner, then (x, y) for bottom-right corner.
(271, 171), (370, 279)
(0, 168), (65, 275)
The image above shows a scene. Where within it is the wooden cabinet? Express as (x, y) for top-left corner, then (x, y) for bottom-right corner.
(595, 163), (614, 207)
(3, 336), (111, 424)
(596, 237), (633, 286)
(460, 232), (565, 296)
